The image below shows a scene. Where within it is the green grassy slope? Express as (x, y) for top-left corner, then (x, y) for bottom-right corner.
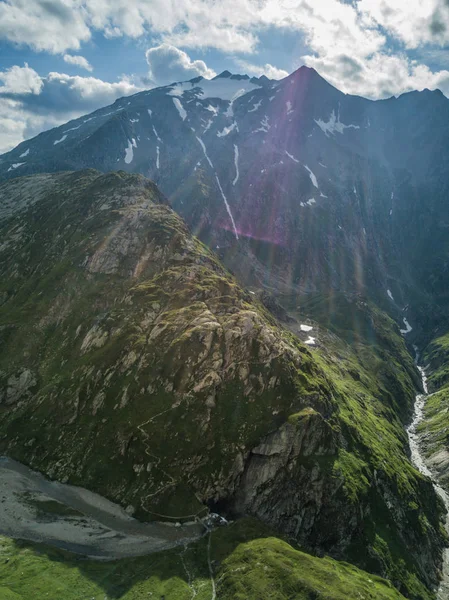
(0, 519), (407, 600)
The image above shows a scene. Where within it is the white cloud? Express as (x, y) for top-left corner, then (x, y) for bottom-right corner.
(0, 0), (449, 106)
(0, 0), (91, 53)
(281, 0), (449, 98)
(0, 65), (143, 153)
(63, 54), (93, 72)
(305, 51), (449, 99)
(358, 0), (449, 49)
(0, 99), (29, 153)
(0, 64), (43, 94)
(85, 0), (260, 52)
(42, 72), (141, 109)
(233, 59), (289, 80)
(145, 43), (216, 85)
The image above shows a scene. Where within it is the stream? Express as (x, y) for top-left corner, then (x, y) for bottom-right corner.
(406, 355), (449, 598)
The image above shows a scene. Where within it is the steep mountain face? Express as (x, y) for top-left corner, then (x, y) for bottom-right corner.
(0, 170), (446, 598)
(2, 68), (449, 333)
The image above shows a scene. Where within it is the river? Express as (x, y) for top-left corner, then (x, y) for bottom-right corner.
(406, 355), (449, 599)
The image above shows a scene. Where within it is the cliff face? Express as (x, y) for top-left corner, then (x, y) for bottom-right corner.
(0, 170), (445, 598)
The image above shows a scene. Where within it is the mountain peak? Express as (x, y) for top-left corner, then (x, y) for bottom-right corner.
(213, 70), (233, 79)
(286, 65), (321, 80)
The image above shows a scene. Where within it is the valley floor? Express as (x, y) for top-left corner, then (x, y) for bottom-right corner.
(0, 517), (406, 600)
(0, 457), (203, 559)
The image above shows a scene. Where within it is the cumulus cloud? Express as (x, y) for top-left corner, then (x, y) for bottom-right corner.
(145, 44), (216, 85)
(0, 65), (143, 153)
(0, 0), (260, 54)
(358, 0), (449, 49)
(0, 64), (43, 94)
(233, 59), (288, 80)
(288, 0), (449, 98)
(1, 0), (449, 106)
(0, 0), (91, 53)
(63, 54), (93, 72)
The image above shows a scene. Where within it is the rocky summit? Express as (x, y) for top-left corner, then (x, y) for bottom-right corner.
(1, 68), (449, 600)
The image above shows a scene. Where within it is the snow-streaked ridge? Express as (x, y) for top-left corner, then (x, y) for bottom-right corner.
(195, 136), (239, 240)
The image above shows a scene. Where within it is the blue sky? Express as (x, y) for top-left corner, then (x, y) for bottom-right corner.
(1, 0), (449, 153)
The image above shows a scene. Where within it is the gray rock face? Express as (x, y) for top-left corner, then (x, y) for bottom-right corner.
(233, 412), (345, 548)
(1, 369), (36, 405)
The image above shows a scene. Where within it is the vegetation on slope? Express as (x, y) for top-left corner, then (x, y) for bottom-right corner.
(0, 171), (445, 598)
(416, 330), (449, 494)
(0, 519), (407, 600)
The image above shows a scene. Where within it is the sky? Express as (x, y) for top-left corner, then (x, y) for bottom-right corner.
(2, 0), (449, 153)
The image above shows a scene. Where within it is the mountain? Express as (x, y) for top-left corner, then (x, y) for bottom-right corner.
(3, 68), (449, 598)
(2, 67), (449, 335)
(0, 169), (446, 598)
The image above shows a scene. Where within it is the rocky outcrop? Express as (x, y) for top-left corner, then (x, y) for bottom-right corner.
(0, 170), (445, 598)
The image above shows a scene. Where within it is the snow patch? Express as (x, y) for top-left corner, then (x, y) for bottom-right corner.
(152, 125), (162, 142)
(307, 198), (316, 206)
(217, 122), (237, 137)
(172, 98), (187, 121)
(315, 109), (360, 137)
(53, 134), (67, 145)
(203, 119), (213, 133)
(63, 125), (81, 133)
(286, 101), (294, 115)
(285, 150), (299, 164)
(304, 336), (316, 345)
(248, 99), (262, 113)
(7, 162), (25, 172)
(300, 324), (313, 332)
(233, 144), (239, 186)
(195, 136), (239, 240)
(387, 289), (394, 301)
(400, 317), (413, 335)
(195, 136), (213, 169)
(205, 104), (219, 115)
(156, 146), (160, 169)
(168, 78), (261, 102)
(124, 138), (137, 164)
(130, 118), (139, 123)
(253, 115), (270, 133)
(304, 165), (318, 188)
(19, 148), (29, 158)
(318, 162), (327, 168)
